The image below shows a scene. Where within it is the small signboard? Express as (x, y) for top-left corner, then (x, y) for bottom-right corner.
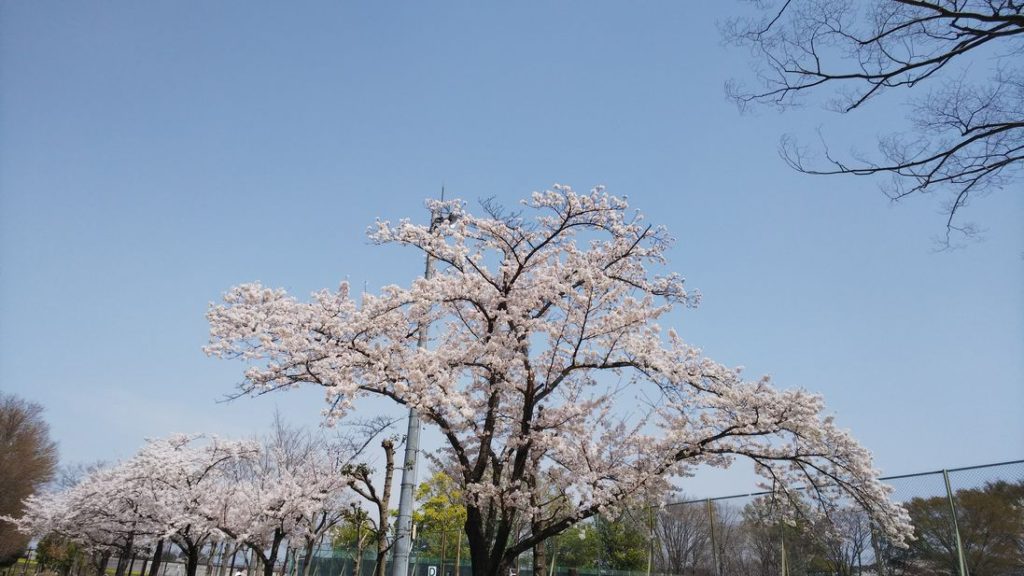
(428, 567), (438, 576)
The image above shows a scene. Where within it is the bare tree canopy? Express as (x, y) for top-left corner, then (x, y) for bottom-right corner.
(0, 393), (59, 565)
(724, 0), (1023, 244)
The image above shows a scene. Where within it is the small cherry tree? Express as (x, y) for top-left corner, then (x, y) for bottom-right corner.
(207, 187), (912, 576)
(14, 467), (138, 576)
(216, 423), (354, 576)
(129, 435), (258, 576)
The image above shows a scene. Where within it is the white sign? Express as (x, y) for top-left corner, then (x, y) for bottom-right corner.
(428, 567), (438, 576)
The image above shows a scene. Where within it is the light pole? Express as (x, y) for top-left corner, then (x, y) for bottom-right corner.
(392, 198), (455, 576)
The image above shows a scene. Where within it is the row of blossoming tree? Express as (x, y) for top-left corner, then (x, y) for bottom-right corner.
(204, 187), (914, 576)
(8, 419), (397, 576)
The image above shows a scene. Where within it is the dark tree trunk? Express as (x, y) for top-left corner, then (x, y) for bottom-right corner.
(300, 539), (317, 576)
(466, 512), (491, 576)
(260, 529), (285, 576)
(185, 547), (201, 576)
(465, 535), (514, 576)
(115, 535), (135, 576)
(93, 551), (112, 576)
(147, 540), (164, 576)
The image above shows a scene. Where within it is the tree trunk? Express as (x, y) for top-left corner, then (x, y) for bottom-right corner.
(147, 540), (164, 576)
(352, 519), (363, 576)
(301, 539), (317, 576)
(440, 531), (448, 576)
(115, 535), (135, 576)
(205, 542), (221, 576)
(371, 551), (386, 576)
(261, 551), (273, 576)
(352, 546), (362, 576)
(185, 547), (201, 576)
(454, 534), (462, 576)
(531, 542), (545, 576)
(93, 551), (112, 576)
(372, 440), (395, 576)
(280, 549), (291, 576)
(262, 530), (285, 576)
(466, 539), (514, 576)
(226, 546), (239, 576)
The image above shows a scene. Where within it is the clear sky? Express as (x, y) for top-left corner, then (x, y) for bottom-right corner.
(1, 2), (1021, 498)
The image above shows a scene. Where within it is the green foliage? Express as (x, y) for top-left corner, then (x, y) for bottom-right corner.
(332, 507), (377, 554)
(548, 514), (649, 571)
(551, 525), (599, 569)
(35, 534), (80, 575)
(904, 480), (1024, 576)
(593, 514), (648, 571)
(412, 472), (467, 559)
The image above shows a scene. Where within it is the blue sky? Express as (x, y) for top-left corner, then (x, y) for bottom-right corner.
(1, 2), (1021, 498)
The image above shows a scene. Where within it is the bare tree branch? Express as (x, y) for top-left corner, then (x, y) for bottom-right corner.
(724, 0), (1023, 246)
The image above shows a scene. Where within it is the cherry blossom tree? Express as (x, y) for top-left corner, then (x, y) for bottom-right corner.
(10, 428), (362, 576)
(11, 435), (257, 576)
(215, 424), (357, 576)
(206, 186), (913, 576)
(13, 462), (146, 576)
(128, 435), (259, 576)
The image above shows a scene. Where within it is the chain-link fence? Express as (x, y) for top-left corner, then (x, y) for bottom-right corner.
(548, 459), (1023, 576)
(317, 460), (1023, 576)
(5, 460), (1021, 576)
(0, 550), (256, 576)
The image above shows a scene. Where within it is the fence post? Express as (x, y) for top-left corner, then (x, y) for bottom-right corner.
(705, 499), (719, 576)
(942, 469), (969, 576)
(779, 524), (788, 576)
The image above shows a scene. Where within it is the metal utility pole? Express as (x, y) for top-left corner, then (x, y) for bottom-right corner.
(392, 200), (446, 576)
(706, 499), (720, 576)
